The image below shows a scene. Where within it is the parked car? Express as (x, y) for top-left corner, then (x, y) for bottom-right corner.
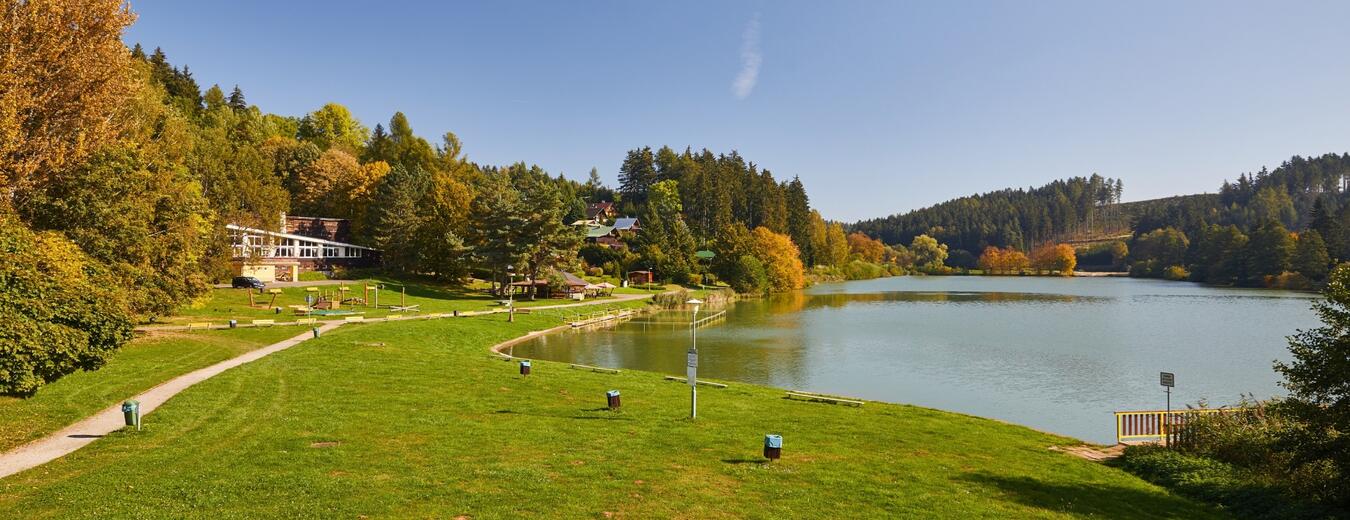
(231, 276), (265, 289)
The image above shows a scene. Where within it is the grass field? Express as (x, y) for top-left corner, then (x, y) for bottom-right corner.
(0, 327), (303, 453)
(0, 313), (1220, 518)
(159, 277), (664, 326)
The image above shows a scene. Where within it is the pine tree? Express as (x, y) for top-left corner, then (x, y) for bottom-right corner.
(1294, 229), (1331, 282)
(785, 176), (813, 265)
(617, 147), (657, 200)
(227, 85), (247, 111)
(1245, 219), (1295, 284)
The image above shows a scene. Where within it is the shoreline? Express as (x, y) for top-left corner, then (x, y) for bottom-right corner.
(486, 299), (1107, 447)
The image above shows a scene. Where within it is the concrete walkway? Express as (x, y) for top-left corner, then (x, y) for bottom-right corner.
(0, 321), (344, 479)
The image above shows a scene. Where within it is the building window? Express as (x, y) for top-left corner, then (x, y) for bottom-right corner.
(323, 246), (338, 257)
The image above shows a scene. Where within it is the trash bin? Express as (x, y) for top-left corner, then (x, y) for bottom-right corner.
(228, 319), (237, 329)
(312, 326), (321, 339)
(519, 360), (531, 376)
(763, 434), (782, 460)
(122, 400), (141, 431)
(606, 390), (621, 409)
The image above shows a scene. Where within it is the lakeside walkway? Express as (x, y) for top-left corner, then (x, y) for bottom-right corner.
(0, 293), (653, 480)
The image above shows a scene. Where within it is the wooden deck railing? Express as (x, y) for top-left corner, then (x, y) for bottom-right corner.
(1114, 409), (1234, 445)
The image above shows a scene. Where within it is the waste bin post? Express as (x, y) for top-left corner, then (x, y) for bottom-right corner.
(121, 400), (141, 431)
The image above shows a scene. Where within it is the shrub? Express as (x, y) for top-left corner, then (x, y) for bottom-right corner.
(843, 260), (885, 280)
(1162, 265), (1189, 281)
(726, 255), (769, 294)
(652, 288), (690, 308)
(0, 216), (134, 395)
(1116, 445), (1330, 519)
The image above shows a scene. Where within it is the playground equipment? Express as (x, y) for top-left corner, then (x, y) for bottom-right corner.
(247, 288), (283, 309)
(389, 286), (420, 313)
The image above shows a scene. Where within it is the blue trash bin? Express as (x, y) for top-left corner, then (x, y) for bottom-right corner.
(763, 434), (782, 460)
(606, 390), (621, 409)
(519, 360), (531, 376)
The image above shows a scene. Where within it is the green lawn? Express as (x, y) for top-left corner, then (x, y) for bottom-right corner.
(0, 314), (1221, 518)
(0, 327), (303, 453)
(161, 277), (654, 326)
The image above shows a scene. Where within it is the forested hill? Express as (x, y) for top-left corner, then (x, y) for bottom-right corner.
(852, 153), (1350, 260)
(849, 175), (1129, 257)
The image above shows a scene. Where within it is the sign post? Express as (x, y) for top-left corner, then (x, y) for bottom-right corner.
(686, 299), (703, 419)
(1160, 371), (1175, 414)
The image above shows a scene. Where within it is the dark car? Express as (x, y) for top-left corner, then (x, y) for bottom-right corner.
(231, 276), (265, 289)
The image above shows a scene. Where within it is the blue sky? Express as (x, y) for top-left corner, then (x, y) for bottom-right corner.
(125, 1), (1350, 221)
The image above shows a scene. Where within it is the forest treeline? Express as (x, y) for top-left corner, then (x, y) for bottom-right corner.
(851, 175), (1127, 259)
(1120, 154), (1350, 287)
(851, 153), (1350, 287)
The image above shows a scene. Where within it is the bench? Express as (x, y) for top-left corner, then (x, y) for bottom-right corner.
(294, 318), (317, 325)
(569, 363), (620, 374)
(786, 391), (863, 406)
(343, 316), (365, 322)
(664, 376), (728, 388)
(252, 319), (275, 327)
(186, 322), (212, 330)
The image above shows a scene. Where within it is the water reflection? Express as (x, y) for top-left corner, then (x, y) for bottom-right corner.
(512, 277), (1318, 443)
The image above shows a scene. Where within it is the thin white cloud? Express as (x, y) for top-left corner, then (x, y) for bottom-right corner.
(732, 14), (762, 99)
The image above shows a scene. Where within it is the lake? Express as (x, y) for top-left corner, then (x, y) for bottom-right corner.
(510, 276), (1320, 444)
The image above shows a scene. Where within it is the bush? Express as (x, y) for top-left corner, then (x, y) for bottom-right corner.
(843, 260), (886, 280)
(726, 255), (768, 294)
(1162, 265), (1190, 281)
(1116, 445), (1330, 519)
(298, 270), (330, 281)
(652, 288), (690, 308)
(0, 217), (134, 395)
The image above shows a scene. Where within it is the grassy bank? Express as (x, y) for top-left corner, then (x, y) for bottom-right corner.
(161, 277), (659, 326)
(0, 314), (1219, 518)
(0, 327), (302, 453)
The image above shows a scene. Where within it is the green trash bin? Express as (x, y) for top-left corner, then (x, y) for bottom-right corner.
(122, 400), (141, 431)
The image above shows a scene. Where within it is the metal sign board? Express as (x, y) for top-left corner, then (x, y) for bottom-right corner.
(687, 350), (698, 385)
(1160, 372), (1175, 388)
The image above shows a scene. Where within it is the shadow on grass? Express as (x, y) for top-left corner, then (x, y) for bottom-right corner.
(721, 458), (768, 465)
(958, 472), (1218, 519)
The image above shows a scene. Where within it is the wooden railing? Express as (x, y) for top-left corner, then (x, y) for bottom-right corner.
(1114, 409), (1229, 445)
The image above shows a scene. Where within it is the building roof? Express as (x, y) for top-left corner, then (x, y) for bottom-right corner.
(585, 225), (615, 238)
(585, 202), (615, 219)
(560, 271), (589, 286)
(225, 223), (378, 250)
(612, 217), (639, 231)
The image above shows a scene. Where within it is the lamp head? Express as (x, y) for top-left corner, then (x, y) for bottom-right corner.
(687, 298), (703, 314)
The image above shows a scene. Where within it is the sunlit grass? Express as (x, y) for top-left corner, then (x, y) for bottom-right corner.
(0, 327), (303, 453)
(0, 315), (1221, 518)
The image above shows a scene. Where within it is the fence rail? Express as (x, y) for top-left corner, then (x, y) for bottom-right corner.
(1114, 409), (1234, 445)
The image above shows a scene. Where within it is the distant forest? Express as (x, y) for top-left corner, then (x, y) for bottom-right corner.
(852, 153), (1350, 286)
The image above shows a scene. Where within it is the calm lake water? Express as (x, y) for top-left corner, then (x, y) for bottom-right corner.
(511, 276), (1320, 443)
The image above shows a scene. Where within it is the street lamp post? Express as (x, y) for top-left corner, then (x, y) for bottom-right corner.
(687, 298), (703, 419)
(506, 265), (516, 323)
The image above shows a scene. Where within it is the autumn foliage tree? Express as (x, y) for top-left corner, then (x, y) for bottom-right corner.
(0, 0), (137, 197)
(1030, 243), (1077, 275)
(978, 246), (1029, 274)
(750, 227), (805, 291)
(847, 232), (886, 263)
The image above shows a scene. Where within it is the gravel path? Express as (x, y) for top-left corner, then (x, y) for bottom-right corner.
(0, 321), (343, 479)
(0, 293), (656, 479)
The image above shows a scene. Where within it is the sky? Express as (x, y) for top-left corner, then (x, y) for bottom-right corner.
(124, 1), (1350, 221)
